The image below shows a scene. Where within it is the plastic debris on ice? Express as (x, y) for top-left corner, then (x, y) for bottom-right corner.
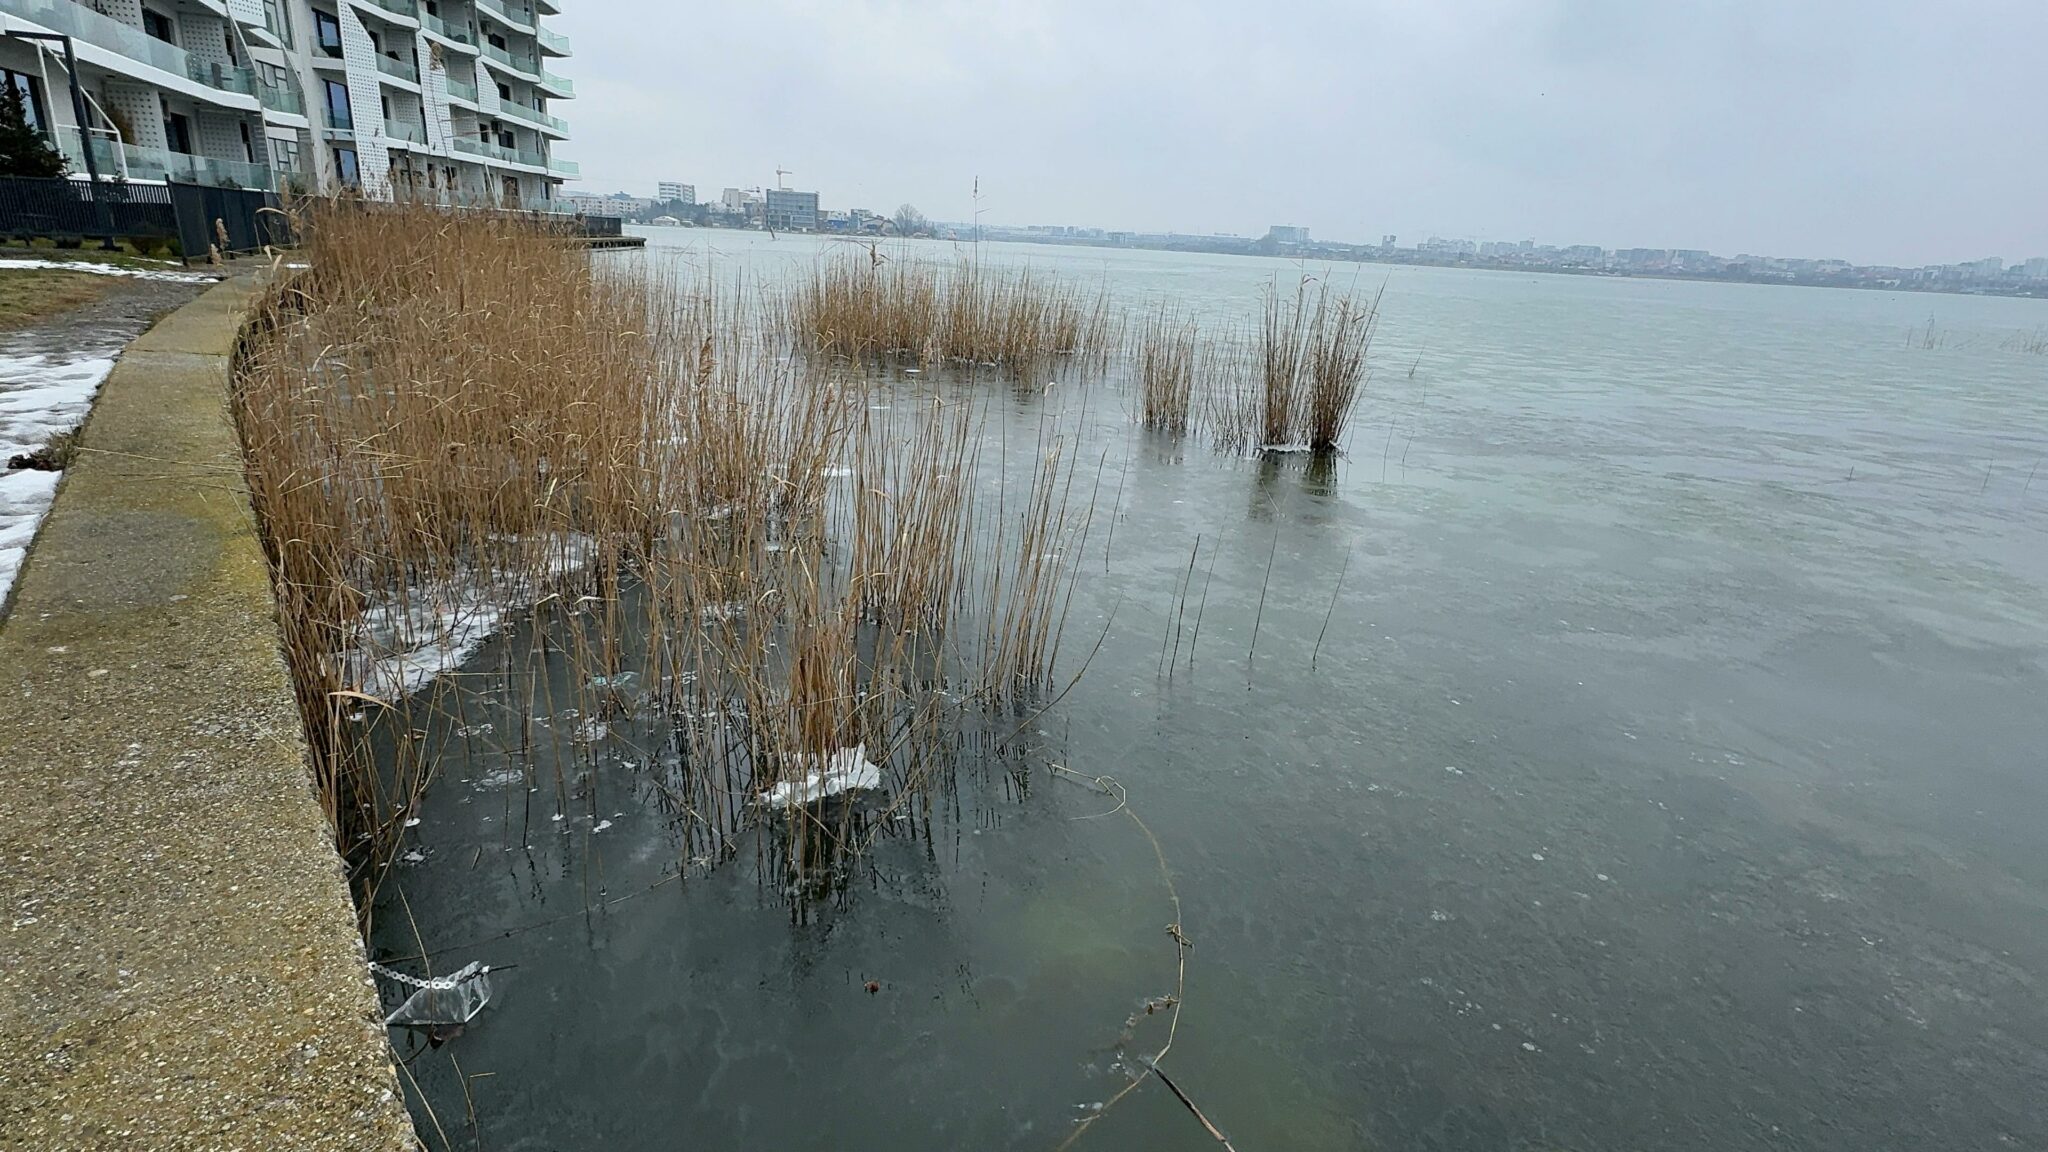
(757, 745), (883, 807)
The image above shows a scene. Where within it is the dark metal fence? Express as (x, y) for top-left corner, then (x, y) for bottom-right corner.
(0, 177), (179, 248)
(168, 183), (292, 258)
(579, 215), (623, 238)
(0, 177), (285, 261)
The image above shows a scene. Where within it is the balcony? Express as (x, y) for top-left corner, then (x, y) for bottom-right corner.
(125, 144), (270, 190)
(495, 101), (567, 136)
(548, 157), (578, 177)
(537, 67), (573, 97)
(349, 0), (420, 24)
(480, 41), (540, 79)
(383, 118), (425, 146)
(375, 53), (420, 84)
(536, 25), (570, 56)
(188, 59), (261, 97)
(422, 12), (476, 48)
(451, 136), (547, 170)
(0, 0), (260, 103)
(474, 0), (534, 31)
(257, 80), (305, 117)
(444, 73), (479, 104)
(60, 133), (272, 190)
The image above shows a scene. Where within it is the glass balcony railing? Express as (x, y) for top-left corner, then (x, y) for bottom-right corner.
(0, 0), (186, 75)
(0, 0), (261, 101)
(54, 132), (123, 178)
(535, 25), (570, 55)
(495, 101), (568, 134)
(444, 73), (479, 103)
(188, 60), (259, 96)
(257, 80), (305, 116)
(356, 0), (419, 21)
(59, 133), (273, 190)
(538, 67), (573, 96)
(451, 136), (549, 169)
(422, 12), (475, 45)
(125, 143), (272, 190)
(475, 0), (535, 30)
(384, 118), (425, 144)
(375, 53), (419, 83)
(548, 157), (578, 177)
(480, 42), (540, 78)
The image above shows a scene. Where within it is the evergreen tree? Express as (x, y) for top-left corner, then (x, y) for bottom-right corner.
(0, 82), (67, 179)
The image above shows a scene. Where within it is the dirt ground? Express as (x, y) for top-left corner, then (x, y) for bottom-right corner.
(0, 273), (209, 353)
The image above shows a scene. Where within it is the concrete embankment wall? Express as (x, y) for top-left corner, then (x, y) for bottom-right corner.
(0, 275), (416, 1150)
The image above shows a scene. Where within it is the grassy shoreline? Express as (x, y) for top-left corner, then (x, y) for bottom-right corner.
(0, 268), (113, 332)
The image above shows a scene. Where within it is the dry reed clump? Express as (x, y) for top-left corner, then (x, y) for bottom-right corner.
(1249, 276), (1382, 452)
(233, 200), (1094, 906)
(786, 250), (1115, 372)
(1135, 306), (1198, 435)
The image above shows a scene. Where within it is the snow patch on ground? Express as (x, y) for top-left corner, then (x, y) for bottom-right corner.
(0, 353), (116, 457)
(0, 353), (119, 613)
(0, 468), (61, 607)
(0, 258), (219, 284)
(758, 745), (884, 807)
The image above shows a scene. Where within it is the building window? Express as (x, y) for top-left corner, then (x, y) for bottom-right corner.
(2, 70), (49, 133)
(142, 10), (176, 45)
(263, 0), (295, 48)
(313, 10), (343, 57)
(270, 136), (300, 173)
(238, 121), (253, 163)
(334, 146), (359, 186)
(323, 79), (352, 129)
(163, 111), (193, 154)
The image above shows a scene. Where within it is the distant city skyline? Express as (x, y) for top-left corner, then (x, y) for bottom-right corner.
(548, 1), (2048, 270)
(565, 180), (2048, 275)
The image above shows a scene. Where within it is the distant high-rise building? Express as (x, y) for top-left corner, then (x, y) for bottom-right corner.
(564, 193), (655, 217)
(2025, 257), (2048, 281)
(720, 187), (755, 212)
(1382, 235), (1398, 249)
(1266, 225), (1310, 244)
(658, 182), (694, 204)
(764, 188), (819, 231)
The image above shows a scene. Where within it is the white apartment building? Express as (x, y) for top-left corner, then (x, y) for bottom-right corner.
(1, 0), (285, 188)
(0, 0), (575, 206)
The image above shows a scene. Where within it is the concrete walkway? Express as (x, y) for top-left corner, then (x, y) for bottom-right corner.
(0, 275), (416, 1150)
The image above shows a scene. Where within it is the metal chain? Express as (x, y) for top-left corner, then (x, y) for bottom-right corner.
(368, 959), (477, 990)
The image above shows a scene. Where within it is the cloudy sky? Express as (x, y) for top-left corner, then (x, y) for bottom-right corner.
(550, 0), (2046, 267)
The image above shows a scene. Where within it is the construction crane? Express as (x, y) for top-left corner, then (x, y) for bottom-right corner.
(775, 167), (793, 190)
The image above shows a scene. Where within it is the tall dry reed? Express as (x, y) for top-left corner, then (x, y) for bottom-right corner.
(1247, 276), (1380, 451)
(787, 250), (1116, 371)
(233, 200), (1095, 908)
(1135, 306), (1198, 435)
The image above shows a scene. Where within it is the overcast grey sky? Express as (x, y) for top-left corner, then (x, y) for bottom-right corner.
(550, 0), (2046, 267)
